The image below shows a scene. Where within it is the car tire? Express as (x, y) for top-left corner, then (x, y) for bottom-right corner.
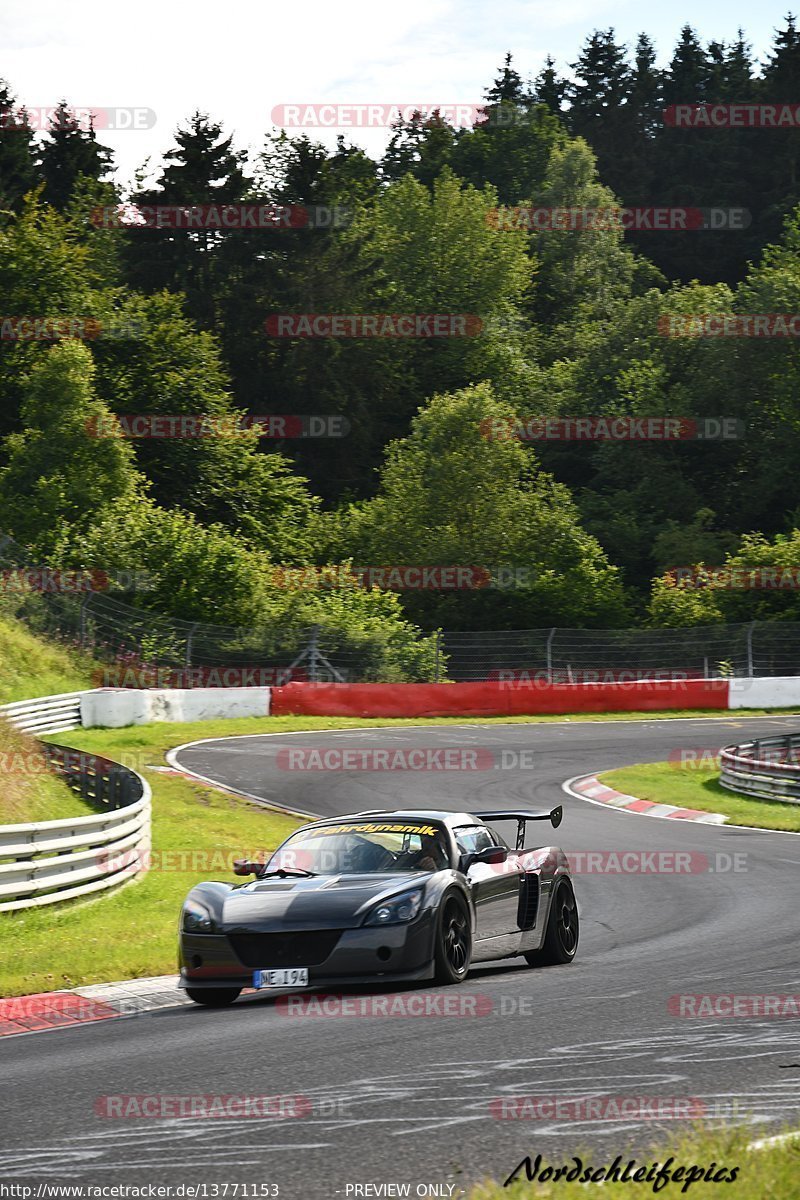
(524, 879), (578, 966)
(434, 893), (472, 984)
(185, 987), (242, 1006)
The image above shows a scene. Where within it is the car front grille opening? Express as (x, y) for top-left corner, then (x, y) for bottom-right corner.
(229, 930), (344, 968)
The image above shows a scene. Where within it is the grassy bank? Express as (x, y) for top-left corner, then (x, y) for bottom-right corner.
(601, 761), (800, 831)
(1, 722), (301, 995)
(0, 720), (95, 824)
(0, 613), (98, 704)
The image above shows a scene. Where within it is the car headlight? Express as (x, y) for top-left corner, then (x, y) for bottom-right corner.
(182, 899), (219, 933)
(365, 887), (424, 926)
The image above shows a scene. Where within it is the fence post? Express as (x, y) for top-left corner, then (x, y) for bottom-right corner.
(434, 630), (442, 682)
(308, 625), (320, 683)
(185, 622), (199, 667)
(746, 622), (755, 679)
(79, 592), (93, 649)
(546, 628), (556, 681)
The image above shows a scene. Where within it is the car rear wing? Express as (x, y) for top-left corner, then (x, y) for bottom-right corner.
(472, 807), (563, 850)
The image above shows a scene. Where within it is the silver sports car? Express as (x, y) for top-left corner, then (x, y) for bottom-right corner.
(178, 805), (578, 1005)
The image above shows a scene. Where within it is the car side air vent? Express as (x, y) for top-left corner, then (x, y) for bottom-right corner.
(517, 875), (539, 930)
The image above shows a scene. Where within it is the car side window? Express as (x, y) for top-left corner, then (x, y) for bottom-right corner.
(454, 826), (495, 854)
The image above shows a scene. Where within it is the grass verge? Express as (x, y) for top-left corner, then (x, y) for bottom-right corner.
(1, 729), (300, 995)
(0, 721), (95, 823)
(600, 761), (800, 832)
(0, 612), (99, 704)
(466, 1127), (800, 1198)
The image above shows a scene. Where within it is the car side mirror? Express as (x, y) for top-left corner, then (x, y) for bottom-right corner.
(233, 859), (264, 876)
(462, 846), (508, 870)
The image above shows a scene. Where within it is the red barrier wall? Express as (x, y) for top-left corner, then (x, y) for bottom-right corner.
(269, 679), (730, 718)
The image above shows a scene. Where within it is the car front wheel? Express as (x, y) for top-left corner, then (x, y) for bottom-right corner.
(434, 894), (472, 984)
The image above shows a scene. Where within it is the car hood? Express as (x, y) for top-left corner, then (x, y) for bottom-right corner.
(221, 872), (426, 930)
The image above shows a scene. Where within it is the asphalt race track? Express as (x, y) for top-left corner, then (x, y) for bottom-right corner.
(3, 715), (800, 1195)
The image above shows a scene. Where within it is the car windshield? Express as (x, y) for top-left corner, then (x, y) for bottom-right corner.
(267, 820), (450, 875)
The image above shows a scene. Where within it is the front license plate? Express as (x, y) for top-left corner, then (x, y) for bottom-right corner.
(253, 968), (309, 989)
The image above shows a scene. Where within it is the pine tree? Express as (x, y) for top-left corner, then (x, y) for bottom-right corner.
(381, 112), (456, 186)
(485, 53), (528, 104)
(621, 34), (662, 199)
(38, 102), (113, 210)
(759, 16), (800, 202)
(125, 113), (251, 327)
(0, 82), (38, 211)
(159, 112), (248, 201)
(662, 26), (710, 105)
(532, 56), (568, 114)
(568, 30), (634, 196)
(724, 31), (756, 99)
(569, 30), (632, 126)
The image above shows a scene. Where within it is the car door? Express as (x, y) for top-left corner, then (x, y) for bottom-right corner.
(455, 825), (523, 940)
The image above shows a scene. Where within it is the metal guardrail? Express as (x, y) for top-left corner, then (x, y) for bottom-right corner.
(0, 729), (151, 912)
(0, 691), (87, 735)
(719, 734), (800, 805)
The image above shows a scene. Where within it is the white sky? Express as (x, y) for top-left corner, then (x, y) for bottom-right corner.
(0, 0), (796, 189)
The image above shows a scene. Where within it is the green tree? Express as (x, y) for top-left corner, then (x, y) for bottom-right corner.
(0, 195), (105, 442)
(125, 112), (250, 327)
(0, 82), (38, 211)
(381, 112), (457, 188)
(532, 56), (568, 115)
(567, 29), (633, 197)
(38, 102), (113, 211)
(348, 168), (534, 408)
(91, 291), (320, 560)
(333, 382), (629, 630)
(0, 340), (144, 555)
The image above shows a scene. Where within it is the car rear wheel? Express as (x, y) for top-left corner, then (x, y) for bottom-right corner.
(524, 879), (578, 966)
(434, 894), (472, 984)
(185, 987), (242, 1007)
